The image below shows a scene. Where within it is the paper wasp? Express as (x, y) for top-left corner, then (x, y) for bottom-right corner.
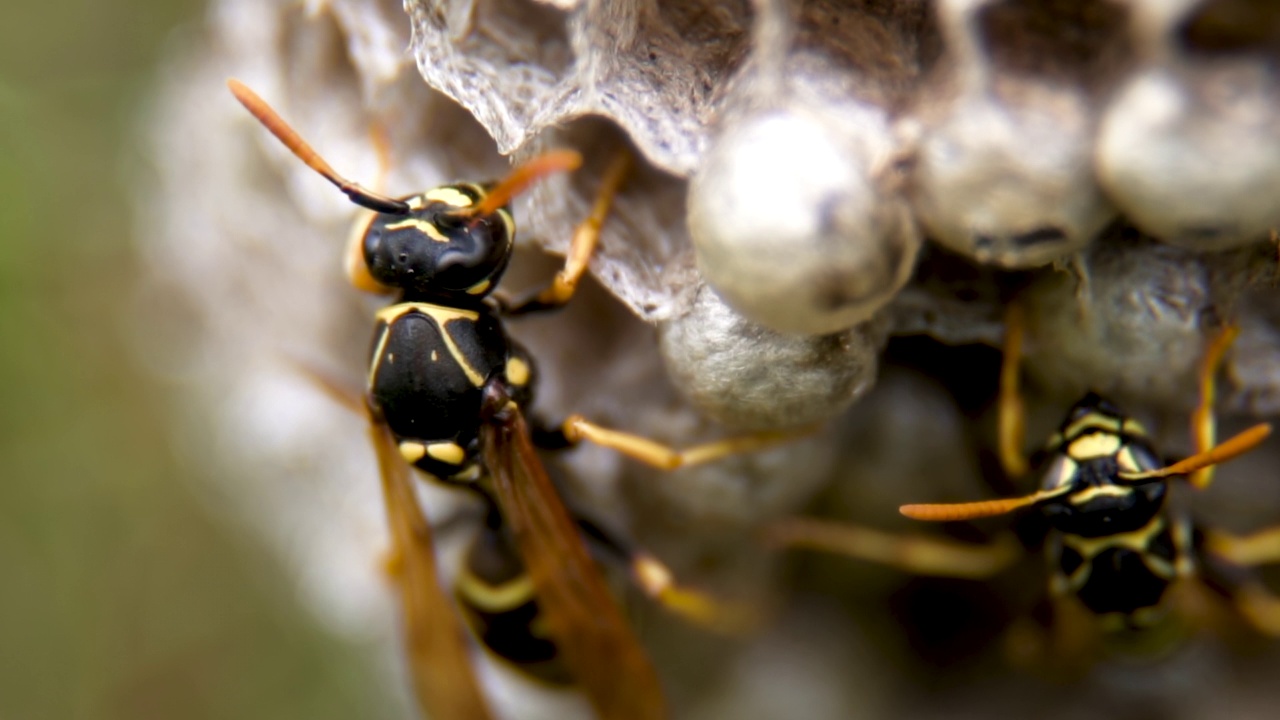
(227, 80), (783, 719)
(770, 303), (1280, 663)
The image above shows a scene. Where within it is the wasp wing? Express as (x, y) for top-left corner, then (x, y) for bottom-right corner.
(301, 361), (493, 720)
(481, 407), (666, 720)
(369, 417), (495, 720)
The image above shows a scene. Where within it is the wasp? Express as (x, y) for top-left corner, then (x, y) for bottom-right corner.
(228, 80), (782, 720)
(769, 303), (1279, 663)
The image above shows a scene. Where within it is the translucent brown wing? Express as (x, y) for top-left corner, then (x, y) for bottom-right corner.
(481, 407), (666, 720)
(302, 362), (494, 720)
(369, 417), (495, 720)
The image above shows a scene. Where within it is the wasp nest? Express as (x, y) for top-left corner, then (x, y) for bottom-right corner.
(138, 0), (1280, 718)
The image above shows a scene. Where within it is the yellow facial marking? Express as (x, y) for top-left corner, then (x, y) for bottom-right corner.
(425, 442), (466, 466)
(424, 187), (474, 208)
(384, 217), (448, 243)
(458, 573), (536, 613)
(1067, 431), (1122, 460)
(399, 442), (427, 464)
(1068, 485), (1133, 505)
(506, 357), (531, 386)
(406, 195), (426, 210)
(466, 278), (491, 296)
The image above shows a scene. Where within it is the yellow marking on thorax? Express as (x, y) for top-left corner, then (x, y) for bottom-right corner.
(1063, 514), (1168, 560)
(1172, 516), (1196, 577)
(457, 572), (536, 613)
(506, 356), (530, 386)
(426, 442), (466, 466)
(449, 464), (483, 484)
(383, 216), (448, 242)
(399, 441), (427, 464)
(1068, 431), (1123, 460)
(1063, 413), (1121, 442)
(425, 187), (474, 208)
(368, 325), (392, 392)
(375, 303), (487, 387)
(1123, 418), (1147, 437)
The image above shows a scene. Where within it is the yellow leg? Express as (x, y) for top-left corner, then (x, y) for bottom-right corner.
(998, 302), (1030, 479)
(764, 516), (1021, 579)
(630, 552), (760, 635)
(1231, 582), (1280, 636)
(561, 415), (800, 470)
(1189, 325), (1239, 489)
(506, 150), (633, 315)
(1204, 527), (1280, 567)
(1003, 594), (1098, 675)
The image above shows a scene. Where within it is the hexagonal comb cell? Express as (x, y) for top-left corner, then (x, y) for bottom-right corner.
(138, 0), (1280, 717)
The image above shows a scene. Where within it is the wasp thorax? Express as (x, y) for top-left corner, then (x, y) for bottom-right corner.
(362, 185), (514, 300)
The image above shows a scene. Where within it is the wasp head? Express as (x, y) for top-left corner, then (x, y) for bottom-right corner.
(360, 184), (515, 302)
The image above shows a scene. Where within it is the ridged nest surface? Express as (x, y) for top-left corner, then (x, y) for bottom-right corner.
(137, 0), (1280, 718)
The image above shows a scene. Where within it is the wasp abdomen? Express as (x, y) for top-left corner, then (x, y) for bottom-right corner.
(457, 521), (571, 685)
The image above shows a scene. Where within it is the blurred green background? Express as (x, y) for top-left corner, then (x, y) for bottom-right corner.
(0, 2), (392, 718)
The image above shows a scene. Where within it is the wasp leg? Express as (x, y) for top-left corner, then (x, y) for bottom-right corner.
(1196, 528), (1280, 636)
(571, 515), (761, 634)
(1228, 583), (1280, 636)
(998, 302), (1030, 480)
(556, 415), (802, 470)
(1204, 526), (1280, 567)
(503, 150), (633, 316)
(764, 516), (1021, 579)
(630, 551), (761, 635)
(1189, 325), (1240, 489)
(1005, 572), (1099, 673)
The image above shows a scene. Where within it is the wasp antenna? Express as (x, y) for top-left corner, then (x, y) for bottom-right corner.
(227, 78), (410, 215)
(468, 150), (584, 217)
(901, 488), (1067, 522)
(1119, 423), (1272, 483)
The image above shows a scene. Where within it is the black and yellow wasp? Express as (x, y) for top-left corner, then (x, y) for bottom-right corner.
(228, 80), (779, 720)
(770, 303), (1280, 661)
